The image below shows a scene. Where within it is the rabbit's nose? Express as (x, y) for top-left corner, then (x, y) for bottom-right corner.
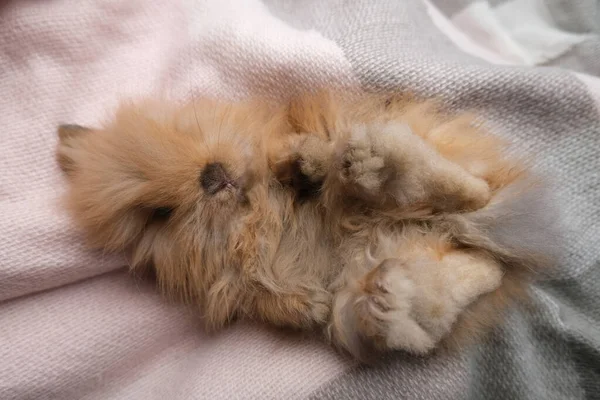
(200, 162), (234, 194)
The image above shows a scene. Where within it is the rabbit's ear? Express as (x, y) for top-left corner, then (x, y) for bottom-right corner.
(58, 124), (92, 142)
(56, 124), (93, 176)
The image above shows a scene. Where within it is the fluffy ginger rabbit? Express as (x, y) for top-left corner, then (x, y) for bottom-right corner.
(56, 90), (559, 361)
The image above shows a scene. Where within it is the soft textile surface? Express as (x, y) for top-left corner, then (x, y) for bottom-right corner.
(1, 0), (599, 398)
